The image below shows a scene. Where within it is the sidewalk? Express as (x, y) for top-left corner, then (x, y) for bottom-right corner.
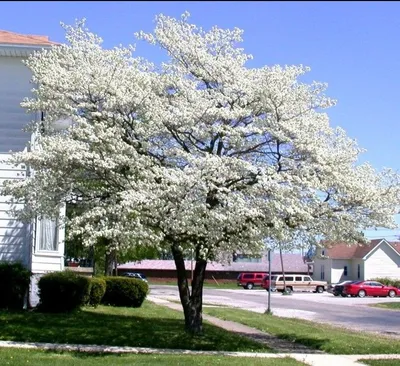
(0, 339), (370, 366)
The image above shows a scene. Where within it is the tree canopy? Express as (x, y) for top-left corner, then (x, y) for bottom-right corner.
(3, 13), (400, 333)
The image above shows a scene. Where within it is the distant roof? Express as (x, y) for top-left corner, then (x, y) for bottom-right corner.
(118, 253), (310, 273)
(0, 30), (57, 46)
(322, 239), (400, 260)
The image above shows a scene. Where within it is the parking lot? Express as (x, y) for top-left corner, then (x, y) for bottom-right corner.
(149, 285), (400, 337)
(227, 288), (400, 306)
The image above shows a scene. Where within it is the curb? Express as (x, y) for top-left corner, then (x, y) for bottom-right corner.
(1, 340), (391, 365)
(0, 340), (310, 358)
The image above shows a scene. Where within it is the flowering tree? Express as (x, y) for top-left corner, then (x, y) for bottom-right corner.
(3, 13), (400, 334)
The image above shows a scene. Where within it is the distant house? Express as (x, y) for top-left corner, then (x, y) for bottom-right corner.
(118, 253), (312, 280)
(0, 30), (65, 306)
(313, 239), (400, 284)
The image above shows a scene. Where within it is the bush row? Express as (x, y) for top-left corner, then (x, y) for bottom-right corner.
(0, 262), (31, 310)
(37, 271), (149, 312)
(370, 277), (400, 288)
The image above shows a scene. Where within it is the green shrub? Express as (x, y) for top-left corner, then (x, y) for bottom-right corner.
(370, 277), (400, 288)
(88, 277), (106, 307)
(102, 276), (148, 307)
(0, 262), (31, 310)
(38, 270), (91, 312)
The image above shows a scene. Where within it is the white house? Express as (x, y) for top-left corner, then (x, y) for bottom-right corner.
(313, 238), (400, 284)
(0, 30), (65, 306)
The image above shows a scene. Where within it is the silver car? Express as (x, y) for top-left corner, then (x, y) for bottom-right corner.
(121, 272), (148, 282)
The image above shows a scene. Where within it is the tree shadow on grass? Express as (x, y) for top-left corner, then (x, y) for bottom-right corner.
(274, 333), (328, 352)
(0, 306), (271, 353)
(233, 332), (326, 354)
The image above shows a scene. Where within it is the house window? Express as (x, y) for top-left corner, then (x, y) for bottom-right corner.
(357, 264), (361, 279)
(321, 249), (325, 256)
(344, 266), (348, 276)
(235, 254), (262, 263)
(38, 218), (58, 251)
(320, 265), (325, 280)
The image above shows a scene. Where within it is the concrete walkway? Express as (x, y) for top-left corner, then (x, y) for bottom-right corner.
(2, 339), (400, 366)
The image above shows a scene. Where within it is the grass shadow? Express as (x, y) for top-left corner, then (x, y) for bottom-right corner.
(0, 303), (271, 353)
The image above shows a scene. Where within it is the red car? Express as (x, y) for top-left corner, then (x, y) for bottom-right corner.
(343, 281), (399, 298)
(236, 272), (266, 289)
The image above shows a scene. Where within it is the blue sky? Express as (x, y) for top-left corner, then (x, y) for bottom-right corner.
(1, 1), (399, 240)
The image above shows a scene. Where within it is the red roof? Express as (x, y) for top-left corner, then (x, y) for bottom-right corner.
(323, 239), (400, 259)
(0, 30), (57, 46)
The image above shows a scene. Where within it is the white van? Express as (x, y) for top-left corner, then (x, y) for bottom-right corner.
(262, 274), (327, 293)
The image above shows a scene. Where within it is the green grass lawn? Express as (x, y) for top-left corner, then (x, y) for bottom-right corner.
(0, 349), (304, 366)
(0, 302), (271, 353)
(359, 360), (400, 366)
(370, 302), (400, 310)
(203, 308), (400, 355)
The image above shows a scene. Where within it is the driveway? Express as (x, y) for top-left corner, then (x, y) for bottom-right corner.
(149, 285), (400, 337)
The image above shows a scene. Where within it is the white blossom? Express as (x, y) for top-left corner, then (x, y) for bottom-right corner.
(2, 14), (400, 261)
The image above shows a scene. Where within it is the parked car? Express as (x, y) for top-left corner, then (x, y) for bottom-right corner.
(328, 280), (357, 297)
(261, 274), (327, 293)
(342, 281), (399, 298)
(237, 272), (266, 289)
(121, 272), (148, 282)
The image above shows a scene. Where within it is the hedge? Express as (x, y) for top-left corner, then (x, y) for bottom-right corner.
(0, 262), (31, 310)
(38, 270), (91, 312)
(102, 276), (148, 307)
(88, 277), (106, 307)
(370, 277), (400, 288)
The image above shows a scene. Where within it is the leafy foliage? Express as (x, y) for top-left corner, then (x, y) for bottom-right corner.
(88, 277), (106, 306)
(370, 277), (400, 288)
(38, 270), (91, 312)
(101, 277), (148, 307)
(0, 262), (31, 310)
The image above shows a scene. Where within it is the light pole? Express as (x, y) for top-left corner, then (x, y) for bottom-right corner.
(265, 249), (272, 314)
(190, 248), (194, 282)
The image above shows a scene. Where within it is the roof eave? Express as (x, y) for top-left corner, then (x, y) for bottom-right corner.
(0, 43), (54, 57)
(363, 239), (400, 260)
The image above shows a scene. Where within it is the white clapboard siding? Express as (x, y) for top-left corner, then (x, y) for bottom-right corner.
(0, 54), (64, 275)
(0, 57), (35, 153)
(0, 226), (26, 236)
(0, 202), (24, 211)
(365, 243), (400, 280)
(0, 169), (27, 179)
(0, 209), (19, 220)
(31, 254), (64, 273)
(0, 153), (29, 263)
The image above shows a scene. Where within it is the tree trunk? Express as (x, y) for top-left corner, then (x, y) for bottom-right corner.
(105, 248), (116, 276)
(171, 243), (207, 335)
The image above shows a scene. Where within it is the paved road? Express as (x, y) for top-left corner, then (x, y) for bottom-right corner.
(149, 285), (400, 337)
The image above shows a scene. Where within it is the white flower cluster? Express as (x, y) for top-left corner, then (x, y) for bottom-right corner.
(2, 13), (400, 259)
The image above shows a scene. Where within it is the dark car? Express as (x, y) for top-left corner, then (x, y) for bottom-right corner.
(121, 272), (148, 282)
(343, 281), (399, 298)
(328, 280), (358, 297)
